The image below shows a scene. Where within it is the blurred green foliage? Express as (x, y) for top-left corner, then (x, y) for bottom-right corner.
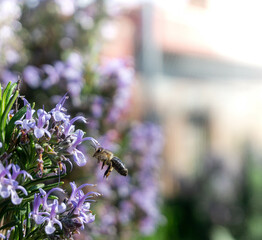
(137, 144), (262, 240)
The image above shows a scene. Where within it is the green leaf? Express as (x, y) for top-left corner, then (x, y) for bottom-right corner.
(29, 136), (36, 164)
(18, 212), (23, 240)
(5, 106), (27, 144)
(25, 226), (43, 240)
(1, 82), (11, 115)
(27, 183), (45, 194)
(24, 174), (65, 188)
(0, 90), (19, 144)
(0, 201), (8, 221)
(42, 181), (64, 191)
(0, 83), (2, 101)
(8, 228), (16, 240)
(46, 195), (60, 200)
(0, 84), (2, 116)
(0, 220), (19, 231)
(26, 202), (31, 236)
(5, 82), (17, 108)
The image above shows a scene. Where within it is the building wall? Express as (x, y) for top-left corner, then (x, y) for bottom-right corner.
(101, 1), (262, 196)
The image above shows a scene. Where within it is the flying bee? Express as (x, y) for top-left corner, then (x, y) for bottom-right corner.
(93, 147), (128, 178)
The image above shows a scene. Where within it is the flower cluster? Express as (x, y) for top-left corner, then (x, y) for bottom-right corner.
(129, 122), (164, 235)
(90, 122), (164, 238)
(0, 0), (104, 101)
(0, 82), (101, 239)
(87, 59), (135, 134)
(23, 52), (84, 105)
(15, 94), (99, 168)
(0, 162), (32, 205)
(97, 59), (134, 124)
(30, 182), (100, 237)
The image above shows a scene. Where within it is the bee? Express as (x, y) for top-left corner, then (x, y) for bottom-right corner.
(93, 147), (128, 178)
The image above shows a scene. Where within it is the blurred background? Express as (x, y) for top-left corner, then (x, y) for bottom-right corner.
(102, 1), (262, 239)
(2, 0), (262, 239)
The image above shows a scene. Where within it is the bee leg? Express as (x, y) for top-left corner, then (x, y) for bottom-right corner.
(101, 161), (105, 170)
(104, 163), (113, 178)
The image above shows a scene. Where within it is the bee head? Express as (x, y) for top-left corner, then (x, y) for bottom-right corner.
(93, 147), (103, 157)
(96, 147), (103, 153)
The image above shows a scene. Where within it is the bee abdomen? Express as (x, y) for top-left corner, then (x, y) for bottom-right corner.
(111, 156), (128, 176)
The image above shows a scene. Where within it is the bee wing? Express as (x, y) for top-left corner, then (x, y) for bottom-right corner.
(111, 156), (128, 176)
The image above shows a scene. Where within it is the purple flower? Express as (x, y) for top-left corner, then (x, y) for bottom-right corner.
(34, 108), (51, 138)
(30, 188), (65, 235)
(42, 64), (60, 89)
(54, 61), (65, 75)
(52, 55), (84, 101)
(69, 184), (100, 226)
(67, 182), (98, 220)
(130, 123), (163, 156)
(68, 182), (94, 205)
(45, 200), (63, 235)
(1, 70), (18, 85)
(23, 66), (41, 88)
(15, 103), (35, 132)
(50, 93), (70, 122)
(98, 58), (134, 123)
(62, 116), (86, 137)
(67, 129), (99, 166)
(10, 164), (32, 181)
(30, 183), (99, 236)
(0, 163), (32, 205)
(91, 96), (104, 118)
(40, 188), (66, 213)
(128, 123), (164, 234)
(94, 122), (164, 238)
(29, 193), (48, 224)
(119, 201), (134, 223)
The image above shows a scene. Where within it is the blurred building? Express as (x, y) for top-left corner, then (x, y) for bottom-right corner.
(102, 0), (262, 195)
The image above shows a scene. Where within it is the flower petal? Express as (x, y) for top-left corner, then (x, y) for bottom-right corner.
(58, 202), (66, 214)
(16, 185), (28, 196)
(45, 221), (56, 235)
(53, 218), (63, 230)
(34, 128), (45, 139)
(73, 149), (86, 166)
(11, 190), (22, 205)
(35, 214), (48, 225)
(53, 111), (66, 122)
(0, 185), (10, 198)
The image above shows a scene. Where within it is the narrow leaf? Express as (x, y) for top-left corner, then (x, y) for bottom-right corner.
(5, 106), (27, 144)
(5, 82), (17, 108)
(0, 220), (19, 230)
(1, 82), (11, 114)
(0, 90), (19, 144)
